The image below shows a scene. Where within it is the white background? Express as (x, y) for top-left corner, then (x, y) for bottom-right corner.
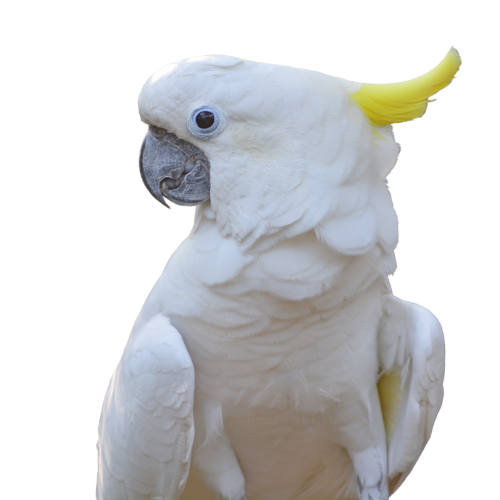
(1, 1), (498, 498)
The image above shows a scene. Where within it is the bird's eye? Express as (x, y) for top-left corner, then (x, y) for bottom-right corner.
(188, 106), (222, 139)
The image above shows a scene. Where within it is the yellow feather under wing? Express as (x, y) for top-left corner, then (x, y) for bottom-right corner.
(350, 48), (461, 126)
(377, 371), (402, 439)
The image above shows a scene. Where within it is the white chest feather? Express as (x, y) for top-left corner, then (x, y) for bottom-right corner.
(150, 224), (387, 414)
(146, 225), (388, 500)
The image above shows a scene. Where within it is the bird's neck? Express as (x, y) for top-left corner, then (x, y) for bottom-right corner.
(188, 213), (393, 306)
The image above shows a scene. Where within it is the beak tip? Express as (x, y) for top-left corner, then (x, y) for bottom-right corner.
(156, 191), (171, 209)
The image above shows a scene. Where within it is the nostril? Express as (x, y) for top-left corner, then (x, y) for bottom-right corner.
(184, 163), (196, 173)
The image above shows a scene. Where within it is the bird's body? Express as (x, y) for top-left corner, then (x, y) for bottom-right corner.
(97, 50), (459, 500)
(136, 223), (387, 499)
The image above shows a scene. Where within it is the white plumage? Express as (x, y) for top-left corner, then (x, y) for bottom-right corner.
(97, 51), (459, 500)
(97, 315), (194, 499)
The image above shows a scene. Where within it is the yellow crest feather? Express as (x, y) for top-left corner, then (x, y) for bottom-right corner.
(350, 48), (461, 126)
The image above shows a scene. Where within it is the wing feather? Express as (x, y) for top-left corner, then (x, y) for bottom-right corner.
(97, 314), (195, 500)
(377, 294), (445, 493)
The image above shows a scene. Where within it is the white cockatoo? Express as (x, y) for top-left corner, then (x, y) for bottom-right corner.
(97, 49), (461, 500)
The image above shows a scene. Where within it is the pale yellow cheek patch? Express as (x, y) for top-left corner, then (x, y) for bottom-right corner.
(377, 371), (402, 439)
(350, 48), (461, 126)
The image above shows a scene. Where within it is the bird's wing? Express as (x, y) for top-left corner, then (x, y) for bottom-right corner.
(377, 294), (445, 494)
(97, 314), (195, 500)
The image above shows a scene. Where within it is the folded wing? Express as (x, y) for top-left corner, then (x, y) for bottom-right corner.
(97, 314), (195, 500)
(377, 295), (445, 493)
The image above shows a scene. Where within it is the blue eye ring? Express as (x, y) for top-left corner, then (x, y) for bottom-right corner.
(187, 105), (223, 139)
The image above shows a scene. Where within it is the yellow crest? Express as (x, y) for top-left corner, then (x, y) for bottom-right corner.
(350, 48), (461, 126)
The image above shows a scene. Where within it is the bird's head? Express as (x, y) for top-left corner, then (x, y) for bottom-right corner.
(139, 51), (460, 247)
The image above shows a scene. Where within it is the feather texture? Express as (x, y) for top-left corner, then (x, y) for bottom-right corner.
(97, 315), (195, 500)
(378, 295), (445, 492)
(350, 48), (461, 126)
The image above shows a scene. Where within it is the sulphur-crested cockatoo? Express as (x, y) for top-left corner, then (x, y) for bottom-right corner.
(97, 49), (460, 500)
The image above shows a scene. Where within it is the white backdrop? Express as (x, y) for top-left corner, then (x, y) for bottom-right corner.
(2, 1), (498, 498)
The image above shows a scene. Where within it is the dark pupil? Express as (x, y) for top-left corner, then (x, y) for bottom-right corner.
(196, 111), (215, 129)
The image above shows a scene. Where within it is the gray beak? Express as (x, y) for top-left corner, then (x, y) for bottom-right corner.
(139, 128), (211, 207)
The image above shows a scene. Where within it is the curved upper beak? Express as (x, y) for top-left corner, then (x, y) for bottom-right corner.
(139, 129), (211, 208)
